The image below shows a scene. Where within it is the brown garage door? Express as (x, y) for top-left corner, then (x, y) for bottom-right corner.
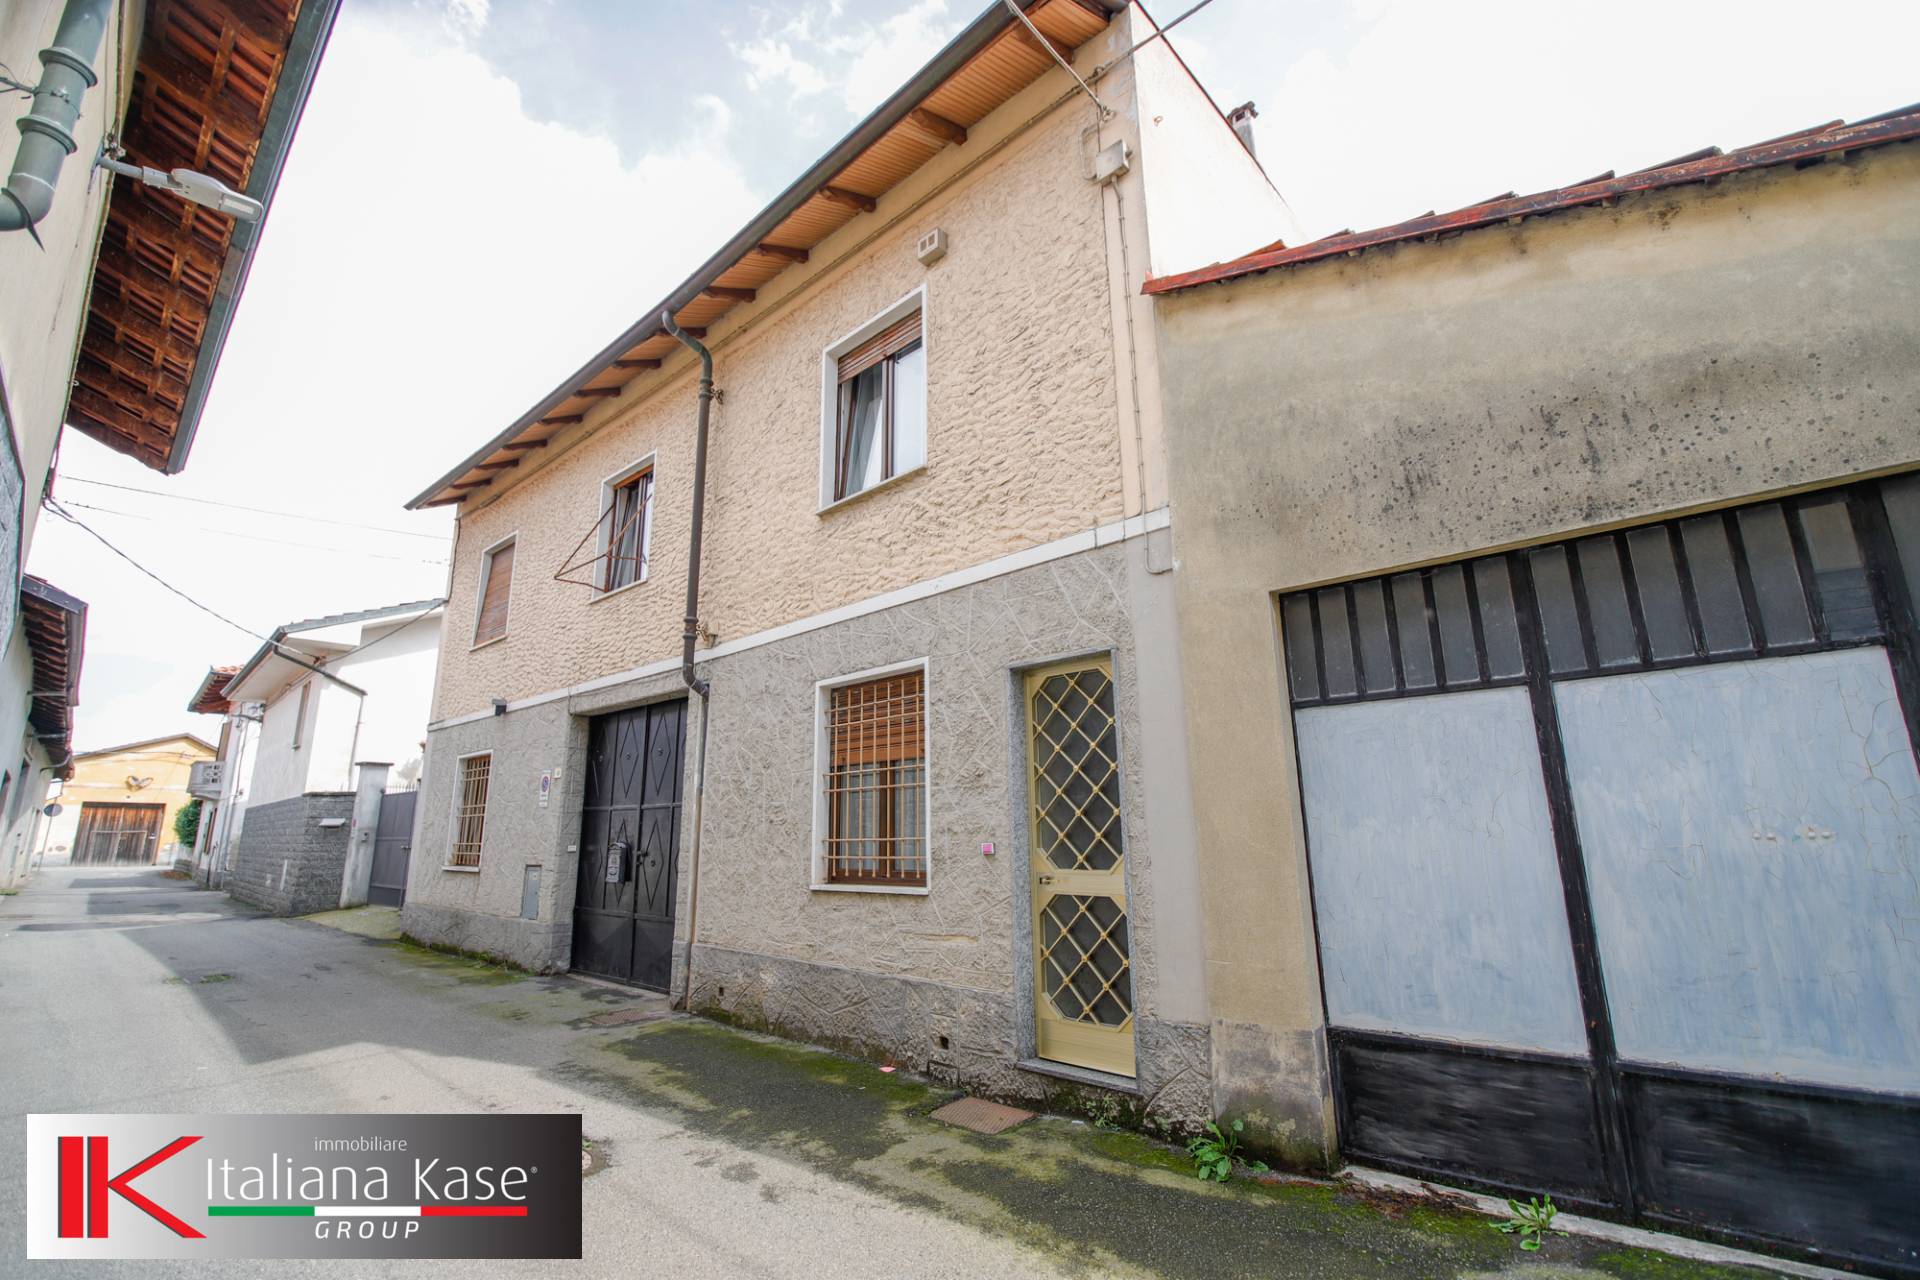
(73, 803), (165, 866)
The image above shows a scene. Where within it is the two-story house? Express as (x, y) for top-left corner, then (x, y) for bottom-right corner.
(401, 0), (1288, 1124)
(218, 598), (443, 915)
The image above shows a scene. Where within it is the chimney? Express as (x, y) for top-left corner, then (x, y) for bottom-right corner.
(1227, 101), (1258, 159)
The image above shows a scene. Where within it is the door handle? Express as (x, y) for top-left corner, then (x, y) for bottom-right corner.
(1037, 875), (1055, 885)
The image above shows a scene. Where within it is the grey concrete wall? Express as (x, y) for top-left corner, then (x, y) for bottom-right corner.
(404, 540), (1214, 1125)
(226, 793), (354, 916)
(1148, 140), (1920, 1165)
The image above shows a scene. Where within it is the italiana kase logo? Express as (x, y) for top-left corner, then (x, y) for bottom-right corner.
(28, 1114), (582, 1260)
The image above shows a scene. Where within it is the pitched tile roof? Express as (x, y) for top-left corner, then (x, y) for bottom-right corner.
(1145, 102), (1920, 295)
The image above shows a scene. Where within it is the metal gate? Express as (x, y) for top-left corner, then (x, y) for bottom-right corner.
(368, 790), (416, 907)
(72, 803), (164, 865)
(572, 699), (686, 991)
(1283, 476), (1920, 1275)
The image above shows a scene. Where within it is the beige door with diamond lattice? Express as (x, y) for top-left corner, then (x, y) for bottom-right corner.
(1026, 656), (1135, 1077)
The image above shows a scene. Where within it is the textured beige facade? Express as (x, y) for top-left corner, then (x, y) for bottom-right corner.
(434, 95), (1125, 722)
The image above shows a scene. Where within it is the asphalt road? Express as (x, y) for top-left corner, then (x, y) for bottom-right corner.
(0, 864), (1065, 1279)
(1, 865), (1791, 1280)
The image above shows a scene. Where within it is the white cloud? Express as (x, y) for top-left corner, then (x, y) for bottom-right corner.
(737, 0), (959, 118)
(740, 38), (830, 96)
(443, 0), (489, 36)
(30, 5), (761, 751)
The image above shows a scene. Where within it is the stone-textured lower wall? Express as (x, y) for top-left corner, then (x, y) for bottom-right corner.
(405, 539), (1215, 1126)
(225, 793), (353, 916)
(689, 942), (1213, 1132)
(402, 900), (570, 973)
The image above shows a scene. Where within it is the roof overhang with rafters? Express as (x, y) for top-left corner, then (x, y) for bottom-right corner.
(408, 0), (1125, 511)
(187, 663), (240, 715)
(69, 0), (342, 473)
(21, 575), (87, 777)
(1144, 103), (1920, 295)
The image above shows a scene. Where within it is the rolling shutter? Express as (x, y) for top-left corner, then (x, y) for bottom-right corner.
(474, 543), (514, 644)
(837, 311), (922, 382)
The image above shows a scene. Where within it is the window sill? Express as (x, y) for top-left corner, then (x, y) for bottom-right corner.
(809, 881), (929, 897)
(469, 634), (509, 653)
(587, 576), (650, 606)
(816, 464), (926, 517)
(440, 864), (482, 874)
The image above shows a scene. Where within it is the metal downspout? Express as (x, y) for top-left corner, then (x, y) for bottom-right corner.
(662, 311), (713, 1014)
(0, 0), (113, 234)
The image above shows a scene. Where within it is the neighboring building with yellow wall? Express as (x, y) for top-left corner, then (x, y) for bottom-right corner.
(41, 735), (214, 867)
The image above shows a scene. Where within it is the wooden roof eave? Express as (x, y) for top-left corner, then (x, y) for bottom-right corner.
(408, 0), (1122, 511)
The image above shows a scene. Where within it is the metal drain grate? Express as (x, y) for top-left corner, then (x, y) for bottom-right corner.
(930, 1096), (1035, 1135)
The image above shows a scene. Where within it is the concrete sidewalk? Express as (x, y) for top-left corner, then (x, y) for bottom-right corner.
(0, 865), (1797, 1279)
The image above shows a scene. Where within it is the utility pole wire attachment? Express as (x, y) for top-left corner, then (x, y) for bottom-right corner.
(1001, 0), (1112, 118)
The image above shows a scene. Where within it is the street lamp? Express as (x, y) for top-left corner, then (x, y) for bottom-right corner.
(95, 145), (264, 221)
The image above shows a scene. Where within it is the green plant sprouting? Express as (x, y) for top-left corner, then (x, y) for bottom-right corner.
(1187, 1118), (1269, 1182)
(1493, 1194), (1564, 1251)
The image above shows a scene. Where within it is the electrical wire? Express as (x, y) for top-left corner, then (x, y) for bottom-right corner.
(57, 499), (449, 566)
(43, 499), (274, 645)
(44, 498), (444, 672)
(56, 475), (452, 541)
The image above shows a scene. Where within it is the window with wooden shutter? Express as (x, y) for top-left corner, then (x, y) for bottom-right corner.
(820, 667), (927, 887)
(832, 306), (925, 502)
(473, 540), (515, 644)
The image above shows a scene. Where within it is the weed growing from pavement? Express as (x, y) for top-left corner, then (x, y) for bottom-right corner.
(1187, 1119), (1268, 1182)
(1493, 1194), (1565, 1251)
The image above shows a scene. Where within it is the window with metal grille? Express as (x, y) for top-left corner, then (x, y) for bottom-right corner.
(830, 307), (925, 503)
(819, 667), (927, 887)
(602, 468), (653, 592)
(450, 753), (491, 868)
(473, 539), (514, 644)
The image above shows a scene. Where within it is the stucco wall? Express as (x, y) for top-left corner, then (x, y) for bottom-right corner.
(0, 0), (137, 556)
(246, 678), (314, 808)
(0, 617), (52, 888)
(405, 539), (1212, 1121)
(1149, 141), (1920, 1163)
(433, 94), (1125, 721)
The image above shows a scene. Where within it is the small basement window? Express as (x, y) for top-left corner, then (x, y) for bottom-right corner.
(816, 664), (928, 888)
(828, 302), (925, 504)
(450, 752), (491, 868)
(473, 538), (515, 645)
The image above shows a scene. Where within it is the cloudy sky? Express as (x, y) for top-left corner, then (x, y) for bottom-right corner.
(28, 0), (1919, 752)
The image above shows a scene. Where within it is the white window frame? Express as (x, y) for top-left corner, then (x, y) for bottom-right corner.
(809, 656), (932, 895)
(817, 285), (928, 513)
(590, 453), (657, 603)
(470, 532), (518, 650)
(443, 749), (492, 873)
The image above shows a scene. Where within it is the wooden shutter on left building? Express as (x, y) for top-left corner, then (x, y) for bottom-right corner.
(475, 543), (514, 643)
